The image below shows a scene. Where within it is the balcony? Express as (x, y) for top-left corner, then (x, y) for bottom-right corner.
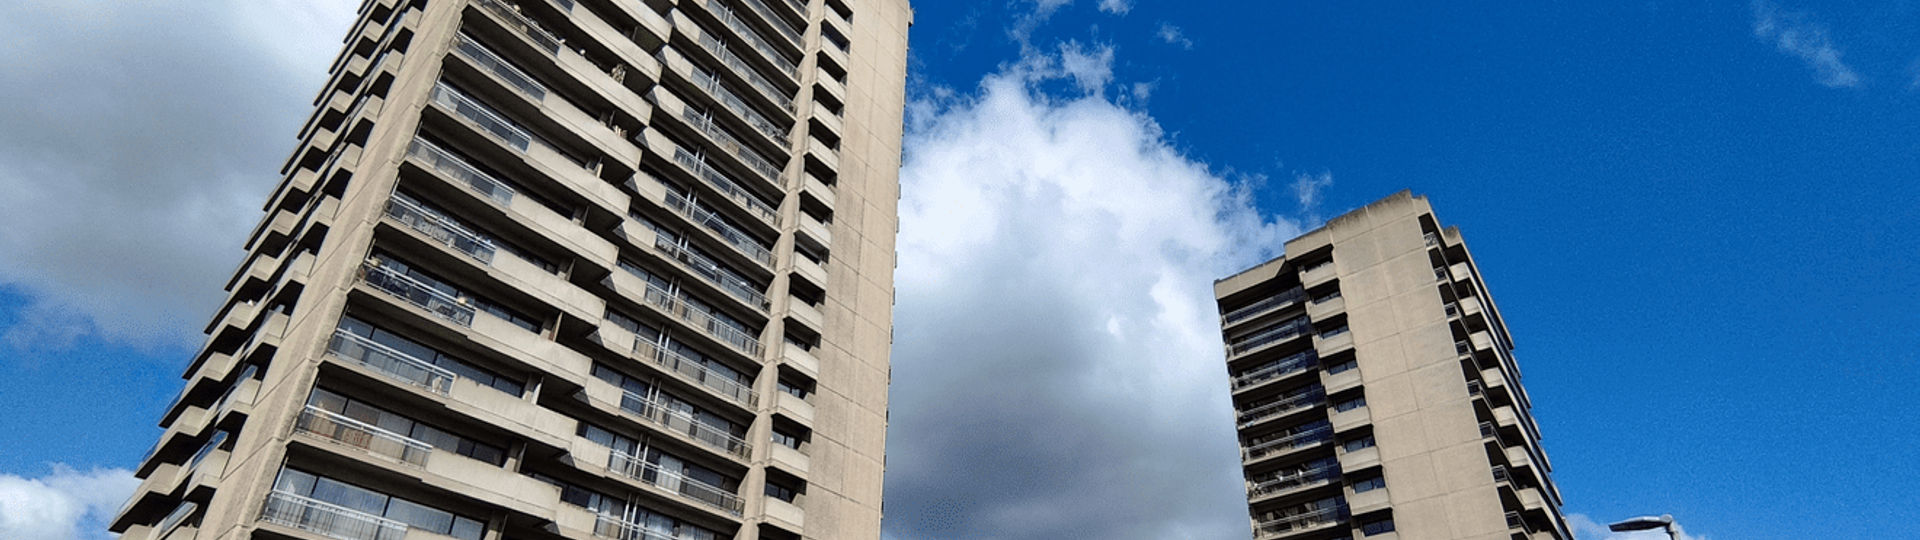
(680, 16), (793, 113)
(1229, 316), (1312, 358)
(1305, 292), (1344, 322)
(785, 298), (823, 334)
(780, 341), (820, 378)
(762, 497), (806, 533)
(662, 183), (775, 268)
(1328, 402), (1370, 433)
(385, 195), (497, 265)
(608, 450), (745, 516)
(804, 136), (838, 173)
(1247, 462), (1340, 501)
(294, 404), (433, 466)
(636, 128), (778, 225)
(1253, 505), (1348, 539)
(734, 0), (804, 47)
(1222, 287), (1305, 327)
(769, 440), (810, 475)
(360, 262), (476, 327)
(1300, 260), (1336, 287)
(1242, 422), (1333, 463)
(650, 235), (770, 311)
(595, 382), (753, 459)
(1313, 327), (1354, 356)
(634, 338), (759, 408)
(678, 57), (788, 145)
(660, 89), (785, 188)
(617, 263), (764, 357)
(432, 81), (533, 152)
(1237, 387), (1324, 429)
(591, 512), (687, 540)
(708, 3), (799, 77)
(259, 491), (408, 540)
(1232, 350), (1318, 392)
(327, 328), (458, 395)
(773, 388), (814, 424)
(476, 0), (561, 54)
(798, 172), (835, 211)
(453, 32), (548, 101)
(786, 254), (827, 291)
(405, 139), (621, 271)
(793, 212), (831, 251)
(405, 139), (516, 206)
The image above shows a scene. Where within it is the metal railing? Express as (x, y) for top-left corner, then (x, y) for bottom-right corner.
(1506, 511), (1528, 531)
(477, 0), (561, 54)
(1232, 350), (1318, 389)
(634, 339), (758, 407)
(667, 145), (778, 223)
(211, 367), (257, 415)
(155, 502), (199, 539)
(608, 451), (744, 515)
(1242, 423), (1333, 461)
(1222, 287), (1305, 325)
(592, 513), (680, 540)
(738, 0), (803, 45)
(693, 32), (792, 112)
(1456, 339), (1473, 356)
(1237, 387), (1326, 428)
(261, 491), (409, 540)
(1253, 505), (1348, 538)
(1444, 302), (1460, 319)
(691, 66), (786, 143)
(1434, 266), (1449, 282)
(1425, 231), (1440, 247)
(783, 0), (808, 18)
(680, 107), (783, 185)
(1229, 316), (1312, 356)
(327, 329), (458, 395)
(432, 82), (533, 152)
(616, 389), (753, 458)
(1247, 462), (1341, 498)
(361, 262), (476, 327)
(1467, 380), (1483, 397)
(407, 139), (516, 206)
(653, 237), (768, 310)
(1491, 465), (1511, 484)
(454, 33), (548, 100)
(714, 5), (797, 75)
(663, 188), (773, 267)
(634, 279), (763, 356)
(295, 405), (434, 466)
(386, 195), (496, 264)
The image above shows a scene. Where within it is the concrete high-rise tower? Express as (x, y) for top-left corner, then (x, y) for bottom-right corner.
(110, 0), (910, 539)
(1215, 192), (1572, 540)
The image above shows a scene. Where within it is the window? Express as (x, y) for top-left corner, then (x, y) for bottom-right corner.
(1352, 475), (1386, 493)
(1360, 517), (1395, 536)
(764, 481), (798, 502)
(1342, 436), (1375, 453)
(778, 380), (809, 399)
(772, 428), (802, 449)
(1321, 325), (1350, 338)
(369, 252), (543, 332)
(1312, 290), (1342, 304)
(578, 421), (642, 456)
(308, 387), (507, 465)
(272, 467), (485, 540)
(1334, 396), (1367, 412)
(337, 315), (524, 396)
(1327, 359), (1358, 374)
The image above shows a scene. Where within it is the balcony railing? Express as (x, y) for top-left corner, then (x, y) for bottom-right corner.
(712, 4), (797, 76)
(1223, 287), (1305, 325)
(1444, 302), (1460, 319)
(692, 32), (792, 112)
(261, 491), (408, 540)
(454, 33), (549, 100)
(1425, 231), (1440, 248)
(1232, 350), (1318, 390)
(1242, 423), (1333, 461)
(432, 82), (533, 152)
(663, 188), (773, 267)
(667, 145), (777, 223)
(634, 279), (764, 356)
(681, 107), (783, 185)
(155, 502), (199, 539)
(635, 338), (758, 407)
(327, 329), (458, 395)
(1491, 465), (1511, 484)
(690, 66), (786, 143)
(737, 0), (803, 45)
(295, 405), (434, 467)
(1506, 511), (1528, 531)
(593, 513), (680, 540)
(386, 195), (496, 264)
(361, 261), (477, 327)
(407, 139), (517, 206)
(1248, 463), (1341, 498)
(1237, 387), (1325, 428)
(1254, 505), (1348, 539)
(608, 451), (744, 515)
(616, 389), (752, 458)
(654, 237), (768, 310)
(1229, 316), (1312, 356)
(477, 0), (561, 54)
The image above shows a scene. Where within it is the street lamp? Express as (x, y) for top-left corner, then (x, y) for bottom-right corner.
(1607, 514), (1681, 540)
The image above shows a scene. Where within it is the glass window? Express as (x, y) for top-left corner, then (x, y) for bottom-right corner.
(772, 429), (802, 449)
(1327, 359), (1358, 374)
(1352, 475), (1386, 493)
(1361, 518), (1395, 536)
(1343, 436), (1376, 453)
(1334, 396), (1367, 412)
(765, 482), (796, 502)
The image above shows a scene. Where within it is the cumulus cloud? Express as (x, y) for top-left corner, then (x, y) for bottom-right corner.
(1057, 41), (1118, 96)
(884, 43), (1305, 540)
(0, 465), (139, 540)
(1156, 22), (1195, 50)
(1569, 513), (1708, 540)
(1098, 0), (1131, 15)
(1750, 0), (1861, 88)
(1291, 171), (1335, 222)
(1009, 0), (1076, 47)
(0, 0), (355, 350)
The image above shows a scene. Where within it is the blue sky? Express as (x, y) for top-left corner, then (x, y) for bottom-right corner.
(0, 1), (1916, 539)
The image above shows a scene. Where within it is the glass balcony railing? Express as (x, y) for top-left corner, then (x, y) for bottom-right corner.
(361, 261), (478, 327)
(477, 0), (561, 54)
(737, 0), (803, 45)
(783, 0), (808, 19)
(1254, 504), (1348, 539)
(1222, 287), (1305, 325)
(261, 491), (409, 540)
(680, 107), (783, 185)
(690, 66), (786, 143)
(454, 33), (549, 100)
(633, 278), (764, 356)
(406, 139), (517, 206)
(713, 4), (797, 76)
(295, 405), (434, 466)
(155, 502), (199, 539)
(607, 451), (744, 515)
(1232, 350), (1318, 389)
(634, 338), (758, 407)
(1425, 231), (1440, 248)
(432, 82), (533, 152)
(1236, 387), (1325, 428)
(615, 389), (752, 458)
(327, 329), (459, 395)
(385, 194), (497, 264)
(693, 32), (792, 112)
(1229, 316), (1312, 356)
(1242, 422), (1333, 461)
(653, 237), (768, 310)
(593, 514), (679, 540)
(1247, 462), (1341, 498)
(666, 145), (777, 224)
(663, 188), (774, 267)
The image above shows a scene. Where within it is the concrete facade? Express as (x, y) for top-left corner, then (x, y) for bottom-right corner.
(1215, 192), (1572, 540)
(110, 0), (910, 539)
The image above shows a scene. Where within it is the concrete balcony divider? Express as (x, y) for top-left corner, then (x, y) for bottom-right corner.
(814, 69), (847, 102)
(796, 212), (831, 248)
(1314, 330), (1355, 356)
(1348, 484), (1391, 515)
(773, 391), (814, 424)
(780, 341), (820, 378)
(786, 300), (823, 334)
(1300, 260), (1337, 287)
(810, 104), (845, 137)
(805, 136), (839, 172)
(1338, 444), (1380, 471)
(656, 48), (791, 146)
(769, 443), (810, 475)
(799, 173), (835, 211)
(1328, 404), (1370, 433)
(1323, 366), (1362, 394)
(1305, 294), (1345, 322)
(763, 498), (806, 533)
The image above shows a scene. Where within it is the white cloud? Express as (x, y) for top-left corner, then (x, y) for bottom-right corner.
(1098, 0), (1131, 15)
(1156, 22), (1194, 50)
(1291, 171), (1335, 222)
(1009, 0), (1076, 47)
(0, 0), (356, 350)
(1057, 41), (1117, 96)
(1569, 513), (1708, 540)
(1750, 0), (1861, 88)
(884, 42), (1303, 540)
(0, 465), (139, 540)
